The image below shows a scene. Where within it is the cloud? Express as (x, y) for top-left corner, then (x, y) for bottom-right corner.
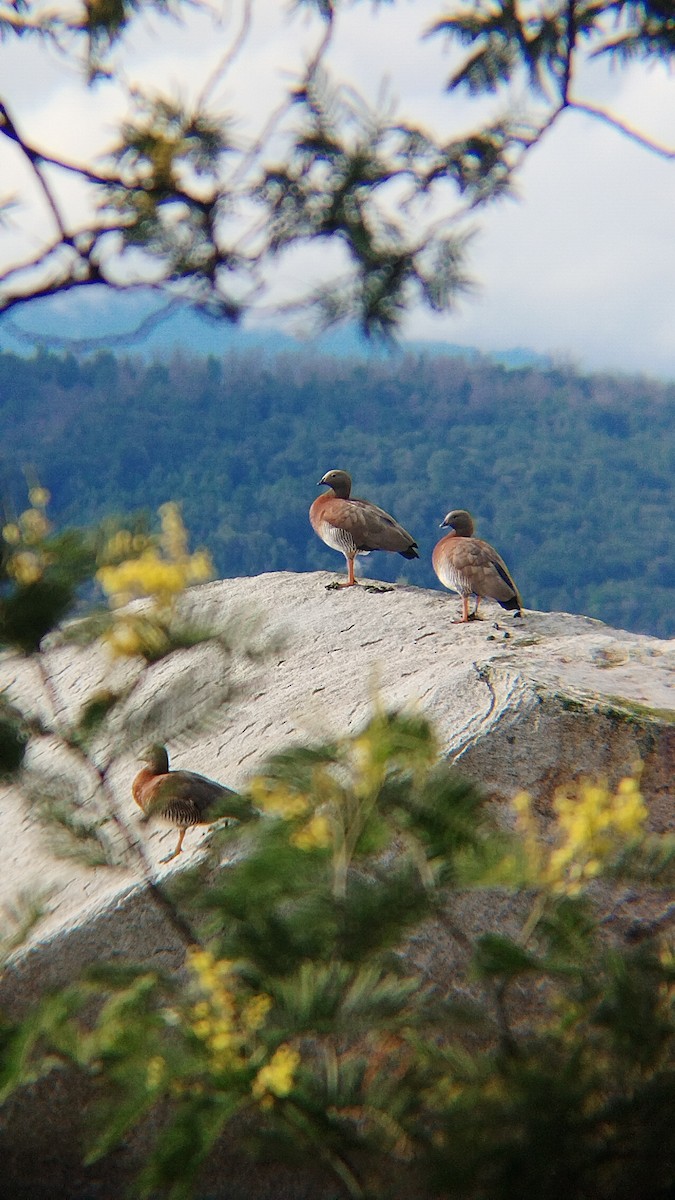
(412, 86), (675, 376)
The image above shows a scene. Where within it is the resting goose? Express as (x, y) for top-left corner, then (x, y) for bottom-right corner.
(132, 744), (253, 862)
(432, 509), (523, 623)
(309, 469), (419, 587)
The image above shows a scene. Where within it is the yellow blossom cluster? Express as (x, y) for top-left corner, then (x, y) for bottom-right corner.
(96, 503), (213, 656)
(159, 501), (189, 560)
(97, 503), (212, 608)
(514, 771), (647, 896)
(98, 551), (204, 607)
(351, 729), (387, 791)
(1, 522), (21, 546)
(28, 486), (51, 509)
(183, 947), (300, 1104)
(251, 1044), (300, 1102)
(290, 812), (332, 851)
(248, 777), (333, 852)
(2, 487), (53, 586)
(5, 549), (44, 586)
(102, 613), (174, 659)
(248, 777), (311, 820)
(104, 529), (152, 560)
(185, 948), (273, 1078)
(18, 507), (51, 542)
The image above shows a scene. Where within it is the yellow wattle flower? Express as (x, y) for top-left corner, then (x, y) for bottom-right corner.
(183, 947), (273, 1076)
(544, 773), (647, 895)
(28, 486), (51, 508)
(248, 777), (310, 820)
(291, 813), (332, 851)
(252, 1044), (300, 1100)
(97, 506), (213, 656)
(103, 621), (144, 658)
(242, 994), (272, 1033)
(186, 549), (213, 583)
(159, 502), (189, 560)
(210, 1029), (235, 1052)
(2, 523), (22, 545)
(104, 530), (133, 559)
(9, 550), (44, 585)
(18, 508), (50, 543)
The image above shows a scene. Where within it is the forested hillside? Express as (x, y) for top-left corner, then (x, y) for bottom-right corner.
(1, 346), (673, 636)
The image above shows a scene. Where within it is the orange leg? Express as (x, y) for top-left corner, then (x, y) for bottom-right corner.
(336, 555), (359, 587)
(161, 827), (186, 863)
(453, 595), (471, 624)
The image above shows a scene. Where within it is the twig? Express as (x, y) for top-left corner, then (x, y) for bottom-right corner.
(1, 292), (186, 351)
(568, 100), (675, 160)
(34, 654), (201, 949)
(0, 103), (70, 242)
(562, 0), (576, 103)
(197, 0), (253, 111)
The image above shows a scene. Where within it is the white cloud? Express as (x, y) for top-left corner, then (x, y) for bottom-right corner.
(409, 90), (675, 376)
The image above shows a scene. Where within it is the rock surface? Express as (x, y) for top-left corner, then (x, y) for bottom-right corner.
(2, 570), (673, 953)
(0, 571), (673, 1197)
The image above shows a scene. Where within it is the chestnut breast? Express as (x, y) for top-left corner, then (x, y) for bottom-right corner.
(133, 766), (236, 829)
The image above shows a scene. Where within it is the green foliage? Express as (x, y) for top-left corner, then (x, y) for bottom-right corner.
(2, 700), (674, 1198)
(0, 695), (29, 777)
(432, 1), (675, 98)
(0, 525), (97, 654)
(0, 891), (48, 972)
(82, 0), (173, 75)
(260, 79), (475, 337)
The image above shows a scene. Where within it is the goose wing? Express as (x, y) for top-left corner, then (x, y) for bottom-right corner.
(324, 497), (417, 553)
(459, 538), (521, 605)
(142, 771), (245, 824)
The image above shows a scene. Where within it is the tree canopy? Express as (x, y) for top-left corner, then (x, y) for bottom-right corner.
(1, 1), (673, 338)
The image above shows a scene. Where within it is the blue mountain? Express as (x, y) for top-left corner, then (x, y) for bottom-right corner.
(0, 288), (550, 370)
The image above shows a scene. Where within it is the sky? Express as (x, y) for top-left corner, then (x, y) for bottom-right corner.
(1, 0), (674, 379)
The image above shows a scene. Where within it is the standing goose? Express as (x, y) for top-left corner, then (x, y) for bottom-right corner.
(432, 509), (523, 623)
(132, 744), (254, 862)
(310, 469), (419, 587)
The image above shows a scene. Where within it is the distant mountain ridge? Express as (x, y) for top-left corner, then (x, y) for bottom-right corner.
(0, 288), (550, 370)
